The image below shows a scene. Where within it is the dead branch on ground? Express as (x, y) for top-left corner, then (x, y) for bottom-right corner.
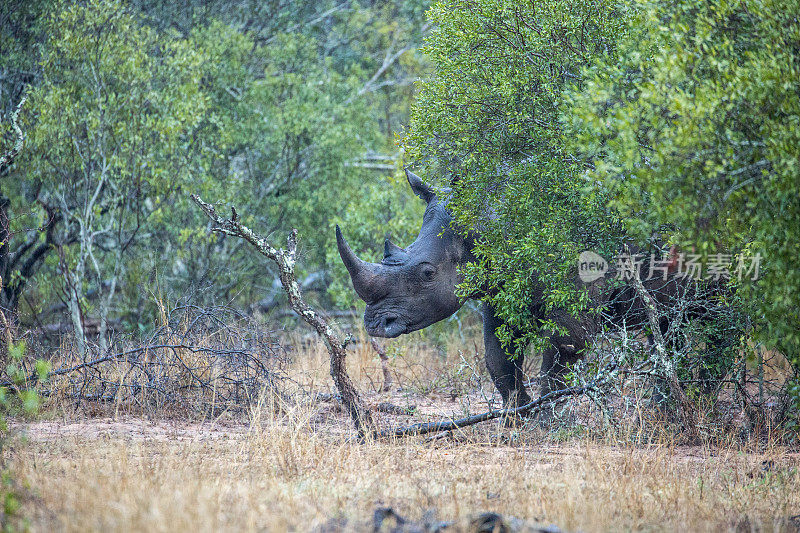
(378, 383), (592, 438)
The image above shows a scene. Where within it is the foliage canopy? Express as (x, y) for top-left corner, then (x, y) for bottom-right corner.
(405, 0), (628, 353)
(568, 0), (800, 365)
(0, 0), (430, 334)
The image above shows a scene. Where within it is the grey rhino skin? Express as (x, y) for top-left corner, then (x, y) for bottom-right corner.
(336, 169), (689, 410)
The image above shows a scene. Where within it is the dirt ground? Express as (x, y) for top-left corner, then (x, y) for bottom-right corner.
(10, 405), (800, 532)
(7, 332), (800, 532)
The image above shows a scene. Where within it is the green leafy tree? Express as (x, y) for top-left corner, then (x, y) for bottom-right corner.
(0, 0), (51, 115)
(2, 0), (433, 333)
(157, 5), (432, 312)
(0, 1), (56, 322)
(166, 24), (402, 310)
(567, 0), (800, 369)
(405, 0), (627, 354)
(20, 0), (209, 351)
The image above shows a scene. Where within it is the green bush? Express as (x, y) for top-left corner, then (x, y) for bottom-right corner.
(0, 339), (48, 531)
(567, 0), (800, 370)
(404, 0), (628, 355)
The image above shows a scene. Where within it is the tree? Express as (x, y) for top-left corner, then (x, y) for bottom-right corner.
(2, 0), (432, 335)
(0, 94), (61, 324)
(154, 4), (431, 313)
(404, 0), (627, 354)
(567, 0), (800, 369)
(0, 0), (50, 116)
(21, 0), (208, 352)
(0, 1), (56, 323)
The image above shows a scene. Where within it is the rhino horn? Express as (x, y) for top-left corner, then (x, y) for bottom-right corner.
(336, 225), (384, 301)
(404, 167), (435, 203)
(383, 238), (406, 260)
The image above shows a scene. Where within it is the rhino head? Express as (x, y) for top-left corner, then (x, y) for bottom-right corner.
(336, 169), (472, 337)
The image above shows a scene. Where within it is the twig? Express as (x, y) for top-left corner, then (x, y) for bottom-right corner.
(1, 343), (268, 387)
(257, 2), (349, 44)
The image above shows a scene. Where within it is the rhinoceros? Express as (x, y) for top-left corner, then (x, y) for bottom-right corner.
(336, 168), (594, 409)
(335, 169), (724, 410)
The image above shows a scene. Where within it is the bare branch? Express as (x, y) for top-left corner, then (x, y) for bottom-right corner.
(378, 383), (590, 438)
(257, 2), (350, 44)
(356, 42), (413, 97)
(190, 194), (374, 435)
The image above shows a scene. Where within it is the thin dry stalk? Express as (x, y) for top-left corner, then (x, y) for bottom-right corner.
(370, 338), (393, 392)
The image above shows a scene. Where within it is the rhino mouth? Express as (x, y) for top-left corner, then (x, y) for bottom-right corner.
(365, 312), (425, 338)
(367, 324), (406, 338)
(365, 316), (407, 338)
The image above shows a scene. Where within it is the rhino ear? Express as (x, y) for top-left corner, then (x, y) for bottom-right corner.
(404, 167), (435, 203)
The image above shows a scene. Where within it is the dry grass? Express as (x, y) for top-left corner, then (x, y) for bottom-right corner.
(8, 325), (800, 532)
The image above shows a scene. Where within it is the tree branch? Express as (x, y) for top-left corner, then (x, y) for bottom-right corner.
(378, 384), (589, 438)
(357, 44), (413, 97)
(190, 194), (374, 435)
(0, 94), (27, 174)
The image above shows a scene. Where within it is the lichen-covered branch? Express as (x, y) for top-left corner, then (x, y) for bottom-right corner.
(0, 94), (27, 174)
(190, 194), (374, 435)
(624, 249), (696, 436)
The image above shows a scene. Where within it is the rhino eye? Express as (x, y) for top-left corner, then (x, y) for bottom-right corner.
(420, 264), (436, 281)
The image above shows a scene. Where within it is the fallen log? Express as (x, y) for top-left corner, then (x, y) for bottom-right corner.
(377, 383), (589, 438)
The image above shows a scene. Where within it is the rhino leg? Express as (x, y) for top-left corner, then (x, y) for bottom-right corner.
(540, 310), (591, 396)
(539, 311), (587, 397)
(482, 303), (531, 410)
(534, 332), (583, 427)
(539, 341), (582, 397)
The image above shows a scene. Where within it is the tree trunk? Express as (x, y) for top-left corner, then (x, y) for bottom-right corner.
(60, 244), (87, 358)
(96, 273), (117, 354)
(94, 245), (122, 354)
